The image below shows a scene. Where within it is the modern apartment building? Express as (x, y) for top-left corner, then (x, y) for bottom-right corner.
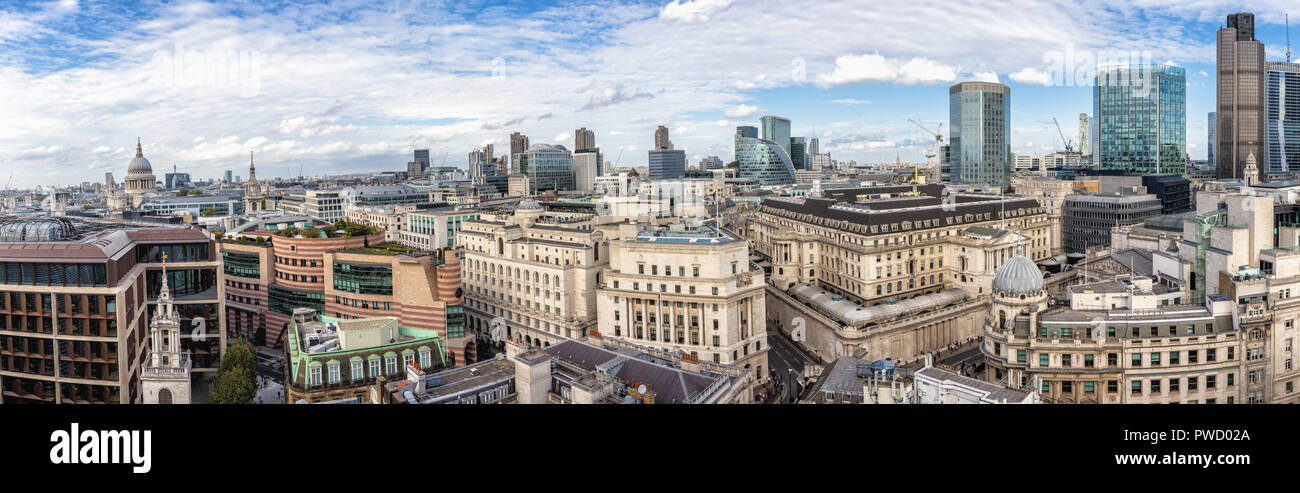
(0, 217), (222, 404)
(596, 224), (768, 383)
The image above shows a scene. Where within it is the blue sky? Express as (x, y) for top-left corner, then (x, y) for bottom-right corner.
(1, 0), (1297, 188)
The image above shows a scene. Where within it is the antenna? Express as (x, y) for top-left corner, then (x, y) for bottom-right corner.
(1287, 13), (1293, 63)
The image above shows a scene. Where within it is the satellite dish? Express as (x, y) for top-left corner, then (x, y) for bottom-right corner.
(637, 384), (647, 395)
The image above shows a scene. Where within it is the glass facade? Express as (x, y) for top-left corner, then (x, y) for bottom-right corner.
(1266, 61), (1300, 173)
(761, 116), (791, 157)
(515, 144), (575, 193)
(221, 250), (261, 278)
(1094, 63), (1186, 175)
(332, 261), (394, 295)
(648, 149), (686, 179)
(137, 242), (210, 263)
(949, 81), (1011, 189)
(269, 284), (324, 315)
(0, 262), (106, 287)
(735, 132), (796, 185)
(146, 268), (217, 298)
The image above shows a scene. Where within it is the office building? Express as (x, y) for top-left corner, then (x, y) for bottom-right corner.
(284, 309), (447, 404)
(654, 126), (673, 150)
(1061, 190), (1162, 253)
(1266, 61), (1300, 173)
(949, 82), (1012, 190)
(809, 137), (819, 156)
(414, 149), (430, 170)
(458, 200), (607, 351)
(218, 230), (472, 364)
(514, 144), (575, 193)
(1078, 113), (1091, 157)
(277, 189), (346, 221)
(648, 148), (687, 180)
(596, 223), (768, 382)
(573, 148), (603, 192)
(1217, 12), (1268, 180)
(760, 115), (792, 158)
(509, 132), (529, 168)
(1094, 63), (1187, 175)
(400, 208), (481, 252)
(735, 127), (796, 186)
(750, 184), (1051, 363)
(790, 136), (809, 170)
(700, 155), (723, 170)
(575, 127), (595, 151)
(1208, 112), (1217, 168)
(0, 218), (221, 403)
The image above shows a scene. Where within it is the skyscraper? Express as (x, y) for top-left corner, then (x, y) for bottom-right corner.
(1094, 63), (1186, 176)
(573, 148), (603, 192)
(700, 156), (723, 170)
(809, 137), (819, 156)
(949, 81), (1011, 190)
(1266, 61), (1300, 173)
(735, 126), (795, 185)
(1208, 112), (1217, 166)
(1078, 113), (1091, 156)
(760, 115), (792, 157)
(789, 136), (808, 170)
(1217, 12), (1267, 180)
(510, 132), (530, 170)
(414, 149), (431, 169)
(469, 145), (498, 185)
(654, 125), (673, 150)
(575, 127), (595, 151)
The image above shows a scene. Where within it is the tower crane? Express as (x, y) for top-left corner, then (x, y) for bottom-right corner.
(908, 118), (943, 168)
(1052, 116), (1074, 153)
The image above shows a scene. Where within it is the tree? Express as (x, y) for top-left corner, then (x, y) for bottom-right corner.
(201, 208), (218, 217)
(211, 366), (256, 404)
(221, 338), (257, 376)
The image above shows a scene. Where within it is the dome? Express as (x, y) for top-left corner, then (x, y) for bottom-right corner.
(127, 138), (153, 175)
(992, 255), (1043, 297)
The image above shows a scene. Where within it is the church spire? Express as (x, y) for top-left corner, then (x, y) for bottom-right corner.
(136, 137), (143, 158)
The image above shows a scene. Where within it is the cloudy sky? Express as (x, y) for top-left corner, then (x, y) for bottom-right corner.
(1, 0), (1297, 188)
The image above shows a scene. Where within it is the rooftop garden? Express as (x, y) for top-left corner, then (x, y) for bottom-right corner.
(345, 242), (413, 256)
(274, 220), (380, 239)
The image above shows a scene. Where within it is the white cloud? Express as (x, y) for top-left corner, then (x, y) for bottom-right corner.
(660, 0), (734, 22)
(1009, 67), (1053, 86)
(817, 53), (956, 87)
(724, 104), (760, 118)
(971, 71), (999, 83)
(832, 98), (871, 105)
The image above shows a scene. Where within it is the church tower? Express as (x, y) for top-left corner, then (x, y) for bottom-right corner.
(1244, 152), (1259, 187)
(243, 151), (264, 214)
(141, 254), (193, 404)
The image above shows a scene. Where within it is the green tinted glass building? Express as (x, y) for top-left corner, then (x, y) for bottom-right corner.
(949, 81), (1011, 190)
(1094, 63), (1186, 175)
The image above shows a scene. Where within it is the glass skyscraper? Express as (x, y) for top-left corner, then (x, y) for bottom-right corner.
(1093, 63), (1186, 176)
(760, 115), (791, 157)
(948, 81), (1011, 190)
(789, 136), (808, 170)
(1266, 61), (1300, 173)
(514, 143), (575, 193)
(735, 127), (795, 185)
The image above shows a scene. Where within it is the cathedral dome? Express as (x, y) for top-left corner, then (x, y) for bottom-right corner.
(992, 255), (1043, 297)
(127, 138), (153, 175)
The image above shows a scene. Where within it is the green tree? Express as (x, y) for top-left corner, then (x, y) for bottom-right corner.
(201, 208), (218, 217)
(211, 366), (256, 404)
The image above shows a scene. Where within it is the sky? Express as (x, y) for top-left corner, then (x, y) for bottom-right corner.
(1, 0), (1298, 188)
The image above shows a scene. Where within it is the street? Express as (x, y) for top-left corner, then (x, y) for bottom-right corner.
(766, 330), (818, 403)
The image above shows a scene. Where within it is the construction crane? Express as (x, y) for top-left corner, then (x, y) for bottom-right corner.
(908, 117), (943, 167)
(1052, 116), (1074, 152)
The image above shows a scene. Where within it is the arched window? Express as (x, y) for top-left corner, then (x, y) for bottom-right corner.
(309, 362), (322, 386)
(327, 361), (340, 384)
(419, 347), (432, 368)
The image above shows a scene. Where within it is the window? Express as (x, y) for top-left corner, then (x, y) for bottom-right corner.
(1039, 353), (1049, 367)
(351, 360), (363, 380)
(1131, 380), (1141, 395)
(419, 348), (432, 368)
(1170, 378), (1179, 392)
(1150, 379), (1160, 393)
(1131, 353), (1141, 367)
(1188, 377), (1198, 390)
(1084, 354), (1094, 367)
(1206, 348), (1216, 362)
(1170, 351), (1180, 365)
(327, 361), (340, 384)
(309, 364), (322, 386)
(385, 354), (397, 375)
(1206, 375), (1216, 389)
(1084, 381), (1095, 393)
(1189, 350), (1198, 364)
(1016, 350), (1026, 363)
(1107, 381), (1118, 393)
(1150, 352), (1160, 366)
(369, 357), (381, 377)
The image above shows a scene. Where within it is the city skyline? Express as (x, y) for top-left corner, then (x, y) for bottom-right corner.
(1, 1), (1299, 188)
